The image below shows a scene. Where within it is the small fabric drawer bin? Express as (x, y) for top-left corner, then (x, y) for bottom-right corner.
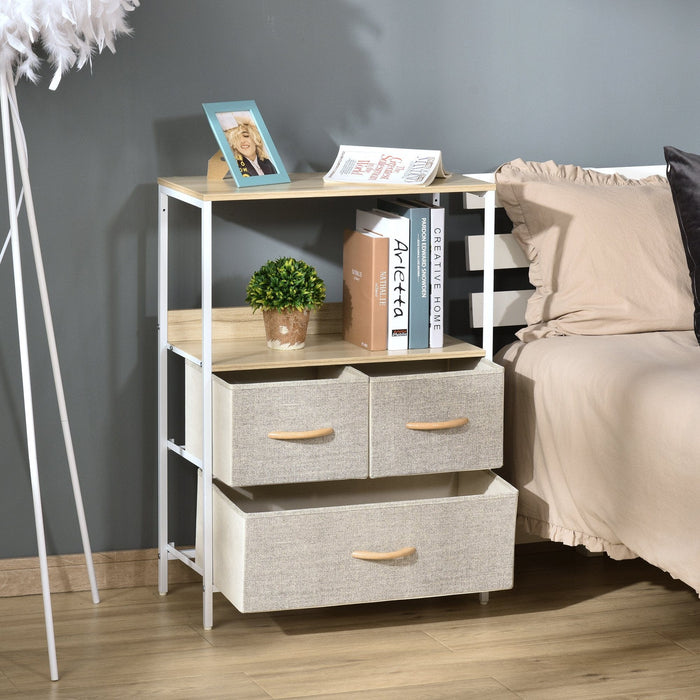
(362, 358), (504, 478)
(185, 362), (369, 486)
(198, 471), (517, 613)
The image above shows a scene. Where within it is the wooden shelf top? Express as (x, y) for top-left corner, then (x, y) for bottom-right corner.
(167, 306), (485, 372)
(157, 172), (495, 203)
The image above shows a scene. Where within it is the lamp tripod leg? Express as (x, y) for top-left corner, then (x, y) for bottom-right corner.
(1, 73), (59, 682)
(6, 77), (100, 607)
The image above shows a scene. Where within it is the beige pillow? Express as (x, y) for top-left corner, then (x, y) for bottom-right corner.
(495, 159), (694, 342)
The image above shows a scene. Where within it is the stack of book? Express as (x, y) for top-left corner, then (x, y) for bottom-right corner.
(342, 197), (444, 351)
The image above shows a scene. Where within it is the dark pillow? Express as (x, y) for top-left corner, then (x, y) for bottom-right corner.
(665, 146), (700, 344)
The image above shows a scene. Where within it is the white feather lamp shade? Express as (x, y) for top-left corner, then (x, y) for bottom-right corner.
(0, 0), (139, 88)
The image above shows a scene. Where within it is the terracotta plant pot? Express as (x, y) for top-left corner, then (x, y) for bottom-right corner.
(262, 308), (310, 350)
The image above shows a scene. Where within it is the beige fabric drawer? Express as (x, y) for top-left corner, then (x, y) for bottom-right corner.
(197, 471), (516, 613)
(186, 363), (369, 486)
(363, 358), (504, 478)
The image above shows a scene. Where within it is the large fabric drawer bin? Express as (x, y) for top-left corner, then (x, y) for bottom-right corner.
(185, 363), (369, 486)
(362, 358), (504, 478)
(197, 471), (517, 613)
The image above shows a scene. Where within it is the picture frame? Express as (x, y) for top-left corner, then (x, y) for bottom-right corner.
(202, 100), (290, 187)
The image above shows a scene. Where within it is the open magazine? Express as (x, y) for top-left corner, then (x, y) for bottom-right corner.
(324, 145), (448, 186)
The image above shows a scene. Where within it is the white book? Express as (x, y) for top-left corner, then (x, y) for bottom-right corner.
(355, 209), (410, 350)
(427, 204), (445, 348)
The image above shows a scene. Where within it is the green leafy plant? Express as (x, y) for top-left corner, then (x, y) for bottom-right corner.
(245, 257), (326, 312)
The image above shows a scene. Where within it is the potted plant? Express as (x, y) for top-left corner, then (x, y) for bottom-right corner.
(245, 256), (326, 349)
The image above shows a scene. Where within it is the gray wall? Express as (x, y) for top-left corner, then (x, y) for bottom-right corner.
(2, 0), (699, 558)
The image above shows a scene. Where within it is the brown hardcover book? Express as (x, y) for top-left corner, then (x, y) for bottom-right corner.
(342, 229), (389, 350)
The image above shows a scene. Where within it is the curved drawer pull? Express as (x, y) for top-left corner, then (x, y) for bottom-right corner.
(267, 427), (334, 440)
(351, 546), (417, 561)
(405, 417), (469, 431)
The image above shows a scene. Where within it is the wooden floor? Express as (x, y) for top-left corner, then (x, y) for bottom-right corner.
(1, 545), (698, 699)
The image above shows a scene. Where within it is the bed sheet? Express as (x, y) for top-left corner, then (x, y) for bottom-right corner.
(497, 330), (700, 596)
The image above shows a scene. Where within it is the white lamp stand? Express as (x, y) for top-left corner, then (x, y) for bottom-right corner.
(1, 70), (99, 682)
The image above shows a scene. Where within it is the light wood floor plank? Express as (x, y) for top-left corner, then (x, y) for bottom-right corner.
(0, 650), (270, 698)
(478, 631), (700, 698)
(610, 684), (700, 700)
(45, 673), (270, 700)
(658, 621), (700, 654)
(424, 590), (698, 656)
(202, 625), (450, 665)
(0, 669), (16, 697)
(285, 677), (518, 699)
(246, 650), (499, 699)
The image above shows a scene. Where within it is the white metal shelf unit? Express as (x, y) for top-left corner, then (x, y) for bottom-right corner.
(157, 173), (496, 630)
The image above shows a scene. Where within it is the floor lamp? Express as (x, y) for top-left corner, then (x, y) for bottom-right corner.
(0, 0), (139, 681)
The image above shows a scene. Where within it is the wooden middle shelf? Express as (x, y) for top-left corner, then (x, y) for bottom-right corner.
(167, 304), (485, 372)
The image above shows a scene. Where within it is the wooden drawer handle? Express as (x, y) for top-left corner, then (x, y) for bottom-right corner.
(405, 417), (469, 431)
(267, 427), (334, 440)
(352, 546), (417, 561)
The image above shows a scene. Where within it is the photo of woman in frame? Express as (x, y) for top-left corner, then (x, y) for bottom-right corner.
(217, 111), (277, 177)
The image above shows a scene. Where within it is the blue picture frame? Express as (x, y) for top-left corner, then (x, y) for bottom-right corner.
(202, 100), (290, 187)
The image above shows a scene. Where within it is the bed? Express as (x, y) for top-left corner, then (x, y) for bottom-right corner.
(472, 153), (700, 596)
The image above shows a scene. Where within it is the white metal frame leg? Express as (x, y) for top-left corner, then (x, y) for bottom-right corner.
(157, 188), (170, 595)
(1, 72), (58, 682)
(482, 189), (495, 361)
(201, 201), (214, 631)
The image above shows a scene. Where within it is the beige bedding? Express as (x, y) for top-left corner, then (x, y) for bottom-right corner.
(497, 330), (700, 596)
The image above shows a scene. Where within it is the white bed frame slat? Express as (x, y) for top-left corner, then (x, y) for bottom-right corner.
(466, 233), (529, 271)
(470, 290), (532, 329)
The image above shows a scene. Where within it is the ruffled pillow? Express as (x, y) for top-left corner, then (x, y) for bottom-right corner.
(495, 159), (694, 342)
